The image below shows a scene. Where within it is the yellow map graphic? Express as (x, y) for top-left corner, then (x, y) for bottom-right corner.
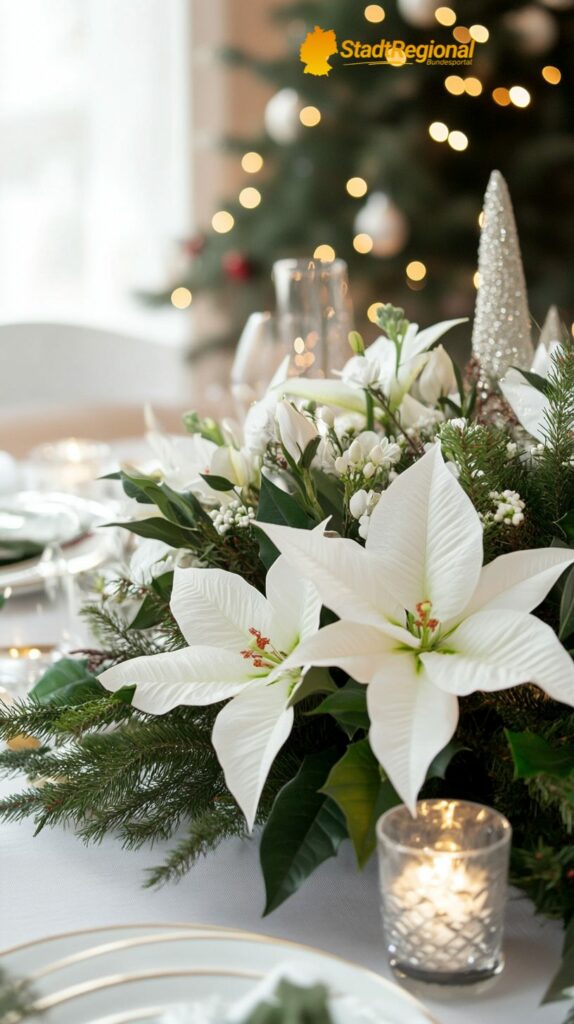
(300, 26), (338, 76)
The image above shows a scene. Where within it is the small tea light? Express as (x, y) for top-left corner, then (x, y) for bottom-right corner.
(29, 438), (112, 495)
(377, 799), (511, 990)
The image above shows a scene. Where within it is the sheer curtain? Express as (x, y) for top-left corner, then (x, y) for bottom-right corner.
(0, 0), (193, 339)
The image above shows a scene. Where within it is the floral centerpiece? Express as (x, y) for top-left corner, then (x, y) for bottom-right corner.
(1, 173), (573, 1013)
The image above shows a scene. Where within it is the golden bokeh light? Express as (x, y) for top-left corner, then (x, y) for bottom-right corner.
(429, 121), (449, 142)
(448, 130), (469, 151)
(346, 176), (368, 198)
(353, 233), (374, 254)
(171, 287), (193, 310)
(313, 244), (336, 261)
(509, 85), (531, 108)
(469, 24), (489, 43)
(300, 105), (321, 127)
(465, 77), (483, 96)
(453, 26), (471, 43)
(241, 151), (263, 173)
(473, 271), (481, 289)
(478, 211), (485, 227)
(212, 210), (235, 233)
(364, 4), (385, 22)
(435, 6), (456, 26)
(293, 336), (305, 354)
(239, 187), (261, 209)
(492, 87), (511, 107)
(406, 260), (427, 281)
(387, 45), (407, 67)
(542, 65), (561, 85)
(445, 75), (465, 95)
(367, 302), (383, 324)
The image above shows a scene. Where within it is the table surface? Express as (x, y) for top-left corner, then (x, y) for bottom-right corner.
(0, 567), (567, 1024)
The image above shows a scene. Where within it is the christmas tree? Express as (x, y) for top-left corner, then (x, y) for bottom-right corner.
(157, 0), (574, 361)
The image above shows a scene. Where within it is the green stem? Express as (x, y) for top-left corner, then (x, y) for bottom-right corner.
(365, 389), (375, 431)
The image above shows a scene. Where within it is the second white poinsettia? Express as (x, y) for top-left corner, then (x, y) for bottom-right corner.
(98, 556), (321, 830)
(259, 444), (574, 812)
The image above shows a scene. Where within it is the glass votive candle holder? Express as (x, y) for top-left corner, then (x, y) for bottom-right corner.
(377, 799), (511, 991)
(28, 438), (113, 496)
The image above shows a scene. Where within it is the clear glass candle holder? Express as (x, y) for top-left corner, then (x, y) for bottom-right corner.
(377, 799), (511, 991)
(272, 257), (354, 377)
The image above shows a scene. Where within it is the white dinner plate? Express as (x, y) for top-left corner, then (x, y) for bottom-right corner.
(0, 492), (116, 594)
(2, 923), (439, 1024)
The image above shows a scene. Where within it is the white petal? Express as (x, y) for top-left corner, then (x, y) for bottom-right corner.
(423, 609), (574, 706)
(212, 675), (294, 831)
(274, 377), (366, 412)
(367, 653), (459, 813)
(170, 566), (273, 651)
(366, 444), (483, 622)
(281, 619), (405, 683)
(401, 318), (467, 363)
(500, 368), (548, 442)
(462, 548), (574, 619)
(257, 521), (406, 634)
(265, 555), (322, 651)
(98, 647), (254, 714)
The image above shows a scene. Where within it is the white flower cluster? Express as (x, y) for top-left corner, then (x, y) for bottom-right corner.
(348, 488), (381, 540)
(209, 499), (256, 536)
(485, 489), (525, 527)
(334, 431), (401, 481)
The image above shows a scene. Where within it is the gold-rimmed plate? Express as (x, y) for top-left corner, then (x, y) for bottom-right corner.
(2, 924), (439, 1024)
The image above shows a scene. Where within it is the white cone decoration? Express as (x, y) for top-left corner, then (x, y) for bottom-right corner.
(539, 305), (563, 349)
(472, 170), (534, 384)
(354, 193), (409, 258)
(265, 89), (302, 145)
(397, 0), (438, 27)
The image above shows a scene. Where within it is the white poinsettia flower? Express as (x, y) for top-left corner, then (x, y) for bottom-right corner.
(258, 444), (574, 813)
(500, 341), (562, 442)
(98, 556), (321, 830)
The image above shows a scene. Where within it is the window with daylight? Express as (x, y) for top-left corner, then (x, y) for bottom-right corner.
(0, 0), (193, 333)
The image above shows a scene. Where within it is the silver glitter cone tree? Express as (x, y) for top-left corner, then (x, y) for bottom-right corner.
(472, 170), (534, 385)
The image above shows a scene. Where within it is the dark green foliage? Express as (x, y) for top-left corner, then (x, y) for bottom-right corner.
(0, 965), (43, 1021)
(239, 979), (334, 1024)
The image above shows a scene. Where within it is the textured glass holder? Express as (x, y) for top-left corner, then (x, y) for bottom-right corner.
(377, 799), (511, 991)
(272, 257), (353, 378)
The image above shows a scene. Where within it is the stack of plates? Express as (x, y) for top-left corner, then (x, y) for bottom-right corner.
(0, 492), (115, 594)
(2, 924), (438, 1024)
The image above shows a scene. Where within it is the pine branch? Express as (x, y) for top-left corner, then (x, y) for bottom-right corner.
(144, 802), (248, 889)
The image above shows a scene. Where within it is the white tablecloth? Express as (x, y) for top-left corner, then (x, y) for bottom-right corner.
(0, 593), (567, 1024)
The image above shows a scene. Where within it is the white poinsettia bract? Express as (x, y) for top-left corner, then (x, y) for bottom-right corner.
(98, 556), (321, 830)
(259, 445), (574, 813)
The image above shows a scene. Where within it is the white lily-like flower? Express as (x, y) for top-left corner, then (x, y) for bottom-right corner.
(276, 401), (319, 463)
(258, 444), (574, 813)
(500, 340), (562, 442)
(243, 356), (291, 455)
(209, 444), (261, 490)
(98, 556), (321, 830)
(415, 344), (458, 405)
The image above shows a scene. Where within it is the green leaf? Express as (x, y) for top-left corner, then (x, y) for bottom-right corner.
(512, 367), (550, 395)
(300, 435), (321, 470)
(506, 730), (574, 780)
(259, 749), (347, 914)
(255, 474), (314, 568)
(321, 739), (400, 867)
(310, 679), (369, 733)
(427, 739), (467, 780)
(199, 474), (236, 493)
(288, 667), (337, 708)
(560, 566), (574, 641)
(129, 570), (175, 630)
(543, 918), (574, 1003)
(241, 979), (334, 1024)
(106, 517), (195, 548)
(30, 659), (102, 706)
